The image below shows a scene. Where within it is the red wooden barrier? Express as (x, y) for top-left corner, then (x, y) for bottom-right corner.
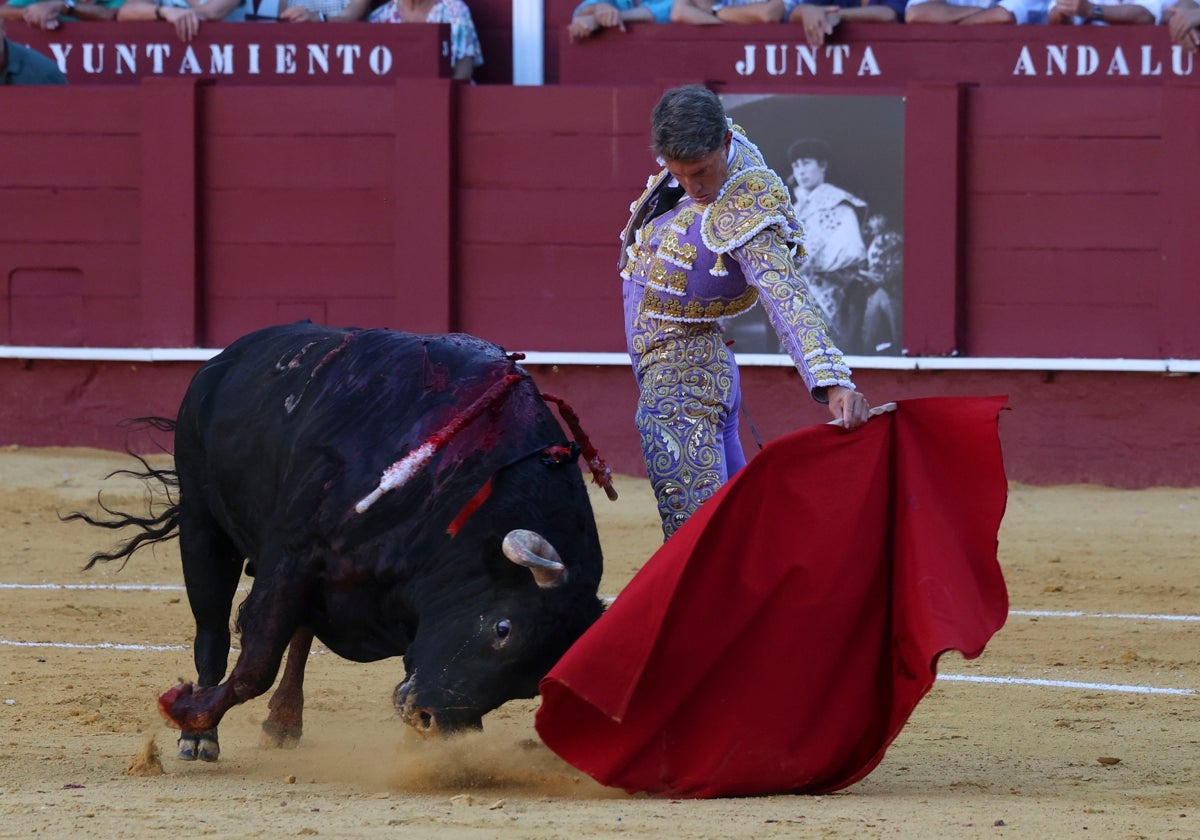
(2, 23), (1198, 486)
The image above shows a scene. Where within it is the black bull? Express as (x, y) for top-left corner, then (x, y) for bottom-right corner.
(72, 323), (611, 761)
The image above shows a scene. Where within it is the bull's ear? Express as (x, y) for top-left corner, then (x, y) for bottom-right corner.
(502, 529), (567, 589)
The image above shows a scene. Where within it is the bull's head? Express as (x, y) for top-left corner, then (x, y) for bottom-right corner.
(394, 529), (601, 735)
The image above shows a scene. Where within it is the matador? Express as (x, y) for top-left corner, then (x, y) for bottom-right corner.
(620, 97), (868, 539)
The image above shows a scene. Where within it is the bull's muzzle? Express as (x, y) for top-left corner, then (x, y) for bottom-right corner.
(393, 677), (482, 736)
(394, 678), (436, 733)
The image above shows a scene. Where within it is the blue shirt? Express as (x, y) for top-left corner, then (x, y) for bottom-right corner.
(1, 38), (68, 86)
(572, 0), (674, 24)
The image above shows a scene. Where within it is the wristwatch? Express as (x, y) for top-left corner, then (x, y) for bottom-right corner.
(1090, 3), (1104, 20)
(62, 0), (77, 14)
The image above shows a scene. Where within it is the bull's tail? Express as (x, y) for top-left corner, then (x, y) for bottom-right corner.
(61, 417), (183, 570)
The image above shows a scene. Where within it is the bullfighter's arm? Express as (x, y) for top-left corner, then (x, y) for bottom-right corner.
(731, 226), (868, 427)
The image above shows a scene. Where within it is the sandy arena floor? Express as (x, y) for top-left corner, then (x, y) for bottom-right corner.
(0, 445), (1196, 839)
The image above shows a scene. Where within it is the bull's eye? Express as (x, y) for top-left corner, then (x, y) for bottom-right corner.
(495, 619), (512, 641)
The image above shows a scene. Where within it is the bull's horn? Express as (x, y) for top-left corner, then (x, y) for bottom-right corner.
(502, 529), (567, 589)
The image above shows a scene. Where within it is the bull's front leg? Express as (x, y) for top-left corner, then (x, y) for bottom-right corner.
(259, 627), (314, 749)
(160, 561), (312, 753)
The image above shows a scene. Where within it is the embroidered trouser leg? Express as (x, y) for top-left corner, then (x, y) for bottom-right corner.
(630, 316), (741, 539)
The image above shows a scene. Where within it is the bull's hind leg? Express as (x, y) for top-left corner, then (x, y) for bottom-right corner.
(174, 501), (244, 762)
(260, 628), (314, 749)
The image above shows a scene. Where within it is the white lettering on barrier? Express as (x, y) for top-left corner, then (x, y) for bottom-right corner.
(368, 45), (392, 75)
(211, 44), (234, 75)
(146, 43), (170, 74)
(82, 43), (104, 73)
(48, 41), (396, 78)
(308, 44), (329, 75)
(180, 45), (203, 74)
(117, 43), (137, 74)
(735, 44), (880, 77)
(1013, 43), (1195, 77)
(730, 41), (1194, 81)
(277, 43), (297, 74)
(1142, 45), (1162, 76)
(47, 42), (72, 71)
(338, 44), (363, 74)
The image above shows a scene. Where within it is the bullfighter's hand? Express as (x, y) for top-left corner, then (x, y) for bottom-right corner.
(826, 385), (870, 430)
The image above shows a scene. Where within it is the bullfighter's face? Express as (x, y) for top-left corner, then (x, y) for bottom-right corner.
(665, 130), (733, 207)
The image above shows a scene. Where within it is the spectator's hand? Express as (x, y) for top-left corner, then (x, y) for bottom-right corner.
(826, 386), (870, 430)
(1047, 0), (1090, 21)
(789, 3), (834, 47)
(1167, 5), (1200, 51)
(164, 5), (201, 42)
(568, 13), (601, 40)
(592, 1), (624, 28)
(280, 4), (313, 20)
(22, 0), (63, 31)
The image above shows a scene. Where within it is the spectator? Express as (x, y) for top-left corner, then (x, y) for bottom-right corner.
(1, 0), (122, 30)
(568, 0), (671, 40)
(670, 0), (786, 24)
(117, 0), (247, 43)
(293, 0), (480, 80)
(1167, 0), (1200, 48)
(786, 0), (904, 48)
(351, 0), (483, 81)
(905, 0), (1042, 22)
(277, 0), (348, 21)
(0, 17), (66, 82)
(1046, 0), (1159, 22)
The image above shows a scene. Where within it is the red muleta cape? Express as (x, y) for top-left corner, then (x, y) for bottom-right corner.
(535, 396), (1009, 798)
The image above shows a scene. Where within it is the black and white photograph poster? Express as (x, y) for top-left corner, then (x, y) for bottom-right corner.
(721, 93), (905, 357)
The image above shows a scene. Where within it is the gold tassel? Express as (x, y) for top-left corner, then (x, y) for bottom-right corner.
(710, 252), (729, 277)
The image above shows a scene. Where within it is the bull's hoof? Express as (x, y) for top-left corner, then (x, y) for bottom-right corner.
(259, 720), (302, 750)
(158, 682), (193, 729)
(178, 728), (219, 762)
